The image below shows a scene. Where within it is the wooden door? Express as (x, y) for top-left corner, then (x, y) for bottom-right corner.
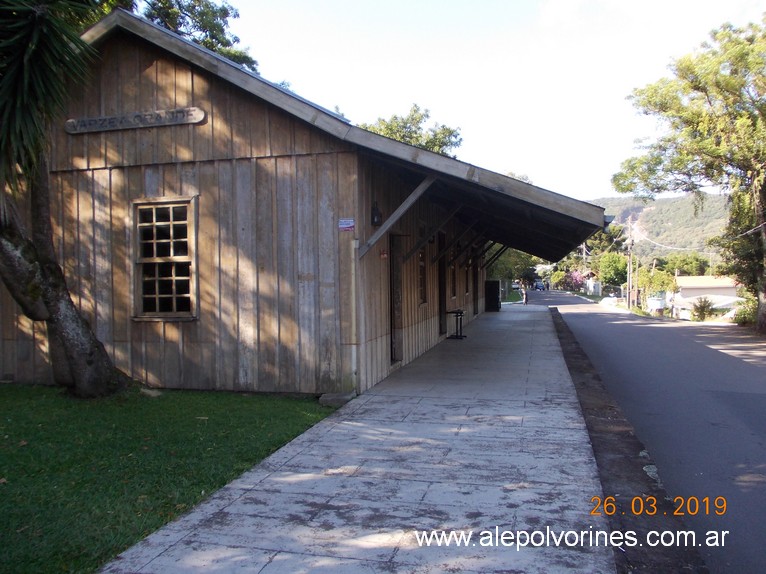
(389, 235), (403, 363)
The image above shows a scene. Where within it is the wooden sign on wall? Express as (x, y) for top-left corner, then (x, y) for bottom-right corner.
(64, 107), (206, 134)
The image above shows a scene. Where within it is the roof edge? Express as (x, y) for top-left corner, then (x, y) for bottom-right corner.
(346, 126), (605, 227)
(82, 10), (606, 230)
(83, 9), (350, 129)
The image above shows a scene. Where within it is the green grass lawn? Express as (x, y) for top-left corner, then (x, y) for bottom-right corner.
(0, 384), (335, 573)
(503, 290), (522, 303)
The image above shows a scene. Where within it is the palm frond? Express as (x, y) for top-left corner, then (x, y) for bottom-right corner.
(0, 0), (97, 223)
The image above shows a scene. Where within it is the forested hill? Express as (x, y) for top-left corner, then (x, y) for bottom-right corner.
(589, 194), (728, 261)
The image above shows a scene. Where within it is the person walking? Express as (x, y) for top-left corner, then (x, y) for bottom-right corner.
(521, 286), (528, 305)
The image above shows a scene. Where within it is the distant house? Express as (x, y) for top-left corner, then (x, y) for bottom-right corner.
(675, 276), (738, 301)
(0, 10), (606, 394)
(672, 276), (740, 318)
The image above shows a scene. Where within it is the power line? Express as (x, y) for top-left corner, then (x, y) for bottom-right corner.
(629, 221), (712, 252)
(731, 221), (766, 239)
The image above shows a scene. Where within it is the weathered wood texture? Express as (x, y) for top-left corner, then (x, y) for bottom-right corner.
(4, 152), (360, 392)
(355, 158), (485, 392)
(1, 34), (355, 392)
(0, 31), (485, 393)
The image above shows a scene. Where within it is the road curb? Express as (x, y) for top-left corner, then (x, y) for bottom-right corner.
(550, 307), (709, 574)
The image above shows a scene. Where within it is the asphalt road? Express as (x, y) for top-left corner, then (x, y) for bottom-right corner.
(529, 290), (766, 574)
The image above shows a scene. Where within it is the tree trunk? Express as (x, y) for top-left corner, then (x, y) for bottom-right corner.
(0, 157), (129, 397)
(46, 321), (75, 388)
(756, 189), (766, 336)
(758, 230), (766, 336)
(0, 213), (50, 321)
(36, 271), (126, 397)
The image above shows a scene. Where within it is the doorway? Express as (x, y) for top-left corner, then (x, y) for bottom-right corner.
(389, 235), (403, 363)
(472, 259), (479, 314)
(438, 232), (447, 335)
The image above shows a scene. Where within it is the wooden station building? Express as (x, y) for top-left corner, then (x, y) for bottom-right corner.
(0, 10), (607, 396)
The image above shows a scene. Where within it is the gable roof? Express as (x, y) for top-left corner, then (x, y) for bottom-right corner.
(675, 276), (738, 289)
(82, 10), (607, 261)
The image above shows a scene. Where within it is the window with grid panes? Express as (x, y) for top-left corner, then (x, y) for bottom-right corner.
(134, 198), (196, 318)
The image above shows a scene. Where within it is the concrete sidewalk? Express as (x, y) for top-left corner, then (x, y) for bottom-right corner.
(102, 305), (616, 574)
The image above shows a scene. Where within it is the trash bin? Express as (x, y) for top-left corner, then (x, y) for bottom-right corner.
(485, 280), (501, 312)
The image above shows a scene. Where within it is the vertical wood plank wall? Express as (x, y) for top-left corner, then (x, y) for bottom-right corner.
(0, 33), (358, 392)
(0, 191), (51, 384)
(0, 31), (485, 393)
(355, 159), (486, 393)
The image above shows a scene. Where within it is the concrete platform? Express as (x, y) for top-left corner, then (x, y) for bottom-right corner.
(101, 305), (616, 573)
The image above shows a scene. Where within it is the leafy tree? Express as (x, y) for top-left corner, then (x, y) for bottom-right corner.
(662, 252), (710, 276)
(0, 0), (129, 397)
(581, 226), (628, 285)
(734, 291), (758, 325)
(636, 268), (676, 308)
(597, 252), (628, 286)
(143, 0), (256, 70)
(555, 248), (580, 272)
(73, 0), (257, 70)
(708, 190), (763, 293)
(486, 247), (539, 282)
(358, 103), (462, 156)
(77, 0), (135, 28)
(558, 270), (585, 292)
(519, 267), (537, 286)
(550, 270), (566, 289)
(585, 225), (626, 257)
(485, 174), (541, 283)
(569, 270), (586, 291)
(612, 19), (766, 333)
(535, 263), (554, 283)
(692, 296), (715, 321)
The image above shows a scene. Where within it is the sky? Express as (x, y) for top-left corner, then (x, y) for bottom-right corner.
(225, 0), (765, 203)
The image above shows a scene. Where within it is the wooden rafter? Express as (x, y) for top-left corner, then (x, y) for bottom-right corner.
(402, 203), (462, 263)
(359, 175), (436, 258)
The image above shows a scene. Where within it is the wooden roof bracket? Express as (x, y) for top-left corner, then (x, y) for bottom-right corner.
(448, 231), (482, 267)
(359, 175), (436, 258)
(481, 245), (509, 269)
(401, 203), (462, 263)
(474, 241), (497, 265)
(455, 234), (486, 268)
(431, 220), (478, 264)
